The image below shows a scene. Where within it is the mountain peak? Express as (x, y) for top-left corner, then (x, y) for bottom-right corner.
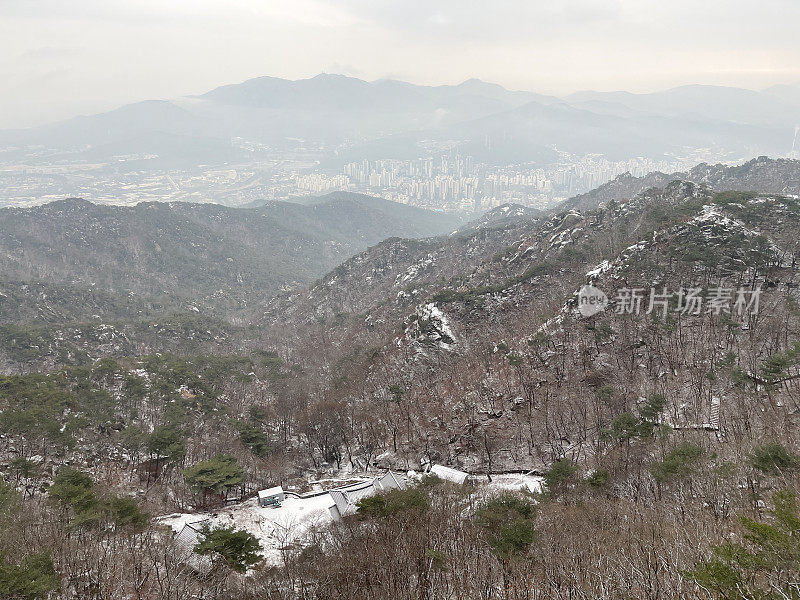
(458, 77), (490, 86)
(311, 72), (360, 81)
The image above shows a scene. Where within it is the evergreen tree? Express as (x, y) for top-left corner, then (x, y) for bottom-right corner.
(194, 525), (262, 573)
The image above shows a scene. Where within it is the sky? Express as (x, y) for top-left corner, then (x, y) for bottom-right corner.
(1, 0), (799, 128)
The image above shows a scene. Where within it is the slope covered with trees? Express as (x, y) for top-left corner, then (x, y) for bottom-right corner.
(1, 162), (800, 598)
(0, 193), (462, 323)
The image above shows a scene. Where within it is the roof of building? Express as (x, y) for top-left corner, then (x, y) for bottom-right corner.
(374, 470), (406, 490)
(329, 481), (376, 515)
(345, 483), (377, 505)
(328, 489), (351, 515)
(430, 464), (469, 484)
(258, 485), (284, 498)
(173, 519), (212, 571)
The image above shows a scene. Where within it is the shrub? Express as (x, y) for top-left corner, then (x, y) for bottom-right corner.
(194, 525), (262, 573)
(184, 455), (243, 498)
(146, 425), (186, 463)
(750, 443), (800, 476)
(650, 443), (704, 483)
(238, 422), (270, 457)
(0, 553), (60, 599)
(544, 459), (578, 492)
(357, 487), (429, 517)
(586, 469), (610, 488)
(684, 489), (800, 598)
(475, 493), (537, 560)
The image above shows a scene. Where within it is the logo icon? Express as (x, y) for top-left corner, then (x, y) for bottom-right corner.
(577, 285), (608, 317)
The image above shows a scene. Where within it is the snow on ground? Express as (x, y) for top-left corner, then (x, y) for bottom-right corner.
(480, 474), (544, 495)
(157, 475), (543, 566)
(395, 254), (436, 285)
(422, 303), (455, 346)
(691, 204), (754, 233)
(585, 260), (611, 281)
(415, 302), (456, 350)
(157, 493), (336, 565)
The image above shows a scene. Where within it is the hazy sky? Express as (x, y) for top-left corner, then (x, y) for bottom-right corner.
(2, 0), (799, 128)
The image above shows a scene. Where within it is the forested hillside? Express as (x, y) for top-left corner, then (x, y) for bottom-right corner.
(0, 193), (462, 324)
(1, 162), (800, 598)
(563, 155), (800, 211)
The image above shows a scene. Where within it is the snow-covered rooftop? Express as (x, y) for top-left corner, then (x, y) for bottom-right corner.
(258, 485), (284, 499)
(430, 464), (469, 484)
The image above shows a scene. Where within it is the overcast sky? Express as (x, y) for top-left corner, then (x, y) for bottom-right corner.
(1, 0), (799, 128)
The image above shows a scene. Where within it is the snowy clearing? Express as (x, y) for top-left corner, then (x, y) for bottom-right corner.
(157, 493), (337, 565)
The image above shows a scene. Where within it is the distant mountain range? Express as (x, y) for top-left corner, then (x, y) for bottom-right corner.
(566, 84), (800, 128)
(2, 75), (799, 167)
(0, 192), (462, 323)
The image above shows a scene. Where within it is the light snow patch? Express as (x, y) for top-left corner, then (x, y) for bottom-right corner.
(586, 260), (611, 281)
